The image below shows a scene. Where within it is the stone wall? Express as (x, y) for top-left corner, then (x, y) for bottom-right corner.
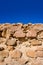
(0, 23), (43, 65)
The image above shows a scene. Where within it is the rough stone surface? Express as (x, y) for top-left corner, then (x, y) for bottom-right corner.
(0, 23), (43, 65)
(30, 39), (42, 46)
(9, 50), (22, 60)
(13, 30), (25, 38)
(26, 49), (36, 58)
(6, 38), (16, 46)
(26, 29), (37, 38)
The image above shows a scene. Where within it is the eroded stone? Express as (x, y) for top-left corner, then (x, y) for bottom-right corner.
(13, 30), (25, 38)
(9, 50), (22, 60)
(7, 38), (16, 46)
(26, 29), (37, 38)
(26, 49), (36, 58)
(0, 50), (9, 58)
(30, 39), (42, 46)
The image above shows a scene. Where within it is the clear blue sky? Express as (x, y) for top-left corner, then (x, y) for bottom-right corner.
(0, 0), (43, 23)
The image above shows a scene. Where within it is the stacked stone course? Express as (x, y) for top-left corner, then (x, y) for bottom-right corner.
(0, 23), (43, 65)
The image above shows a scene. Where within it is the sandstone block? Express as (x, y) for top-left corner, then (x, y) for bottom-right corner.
(0, 50), (9, 58)
(9, 50), (22, 59)
(7, 46), (14, 51)
(7, 38), (16, 46)
(36, 51), (43, 57)
(26, 49), (36, 58)
(26, 29), (37, 38)
(37, 46), (43, 51)
(30, 39), (42, 46)
(32, 24), (43, 31)
(0, 38), (6, 44)
(37, 31), (43, 39)
(13, 30), (25, 38)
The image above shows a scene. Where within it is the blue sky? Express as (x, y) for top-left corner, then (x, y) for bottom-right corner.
(0, 0), (43, 23)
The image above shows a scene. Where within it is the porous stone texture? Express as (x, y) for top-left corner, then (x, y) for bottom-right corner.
(0, 23), (43, 65)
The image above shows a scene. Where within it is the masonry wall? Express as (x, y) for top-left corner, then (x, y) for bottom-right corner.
(0, 23), (43, 65)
